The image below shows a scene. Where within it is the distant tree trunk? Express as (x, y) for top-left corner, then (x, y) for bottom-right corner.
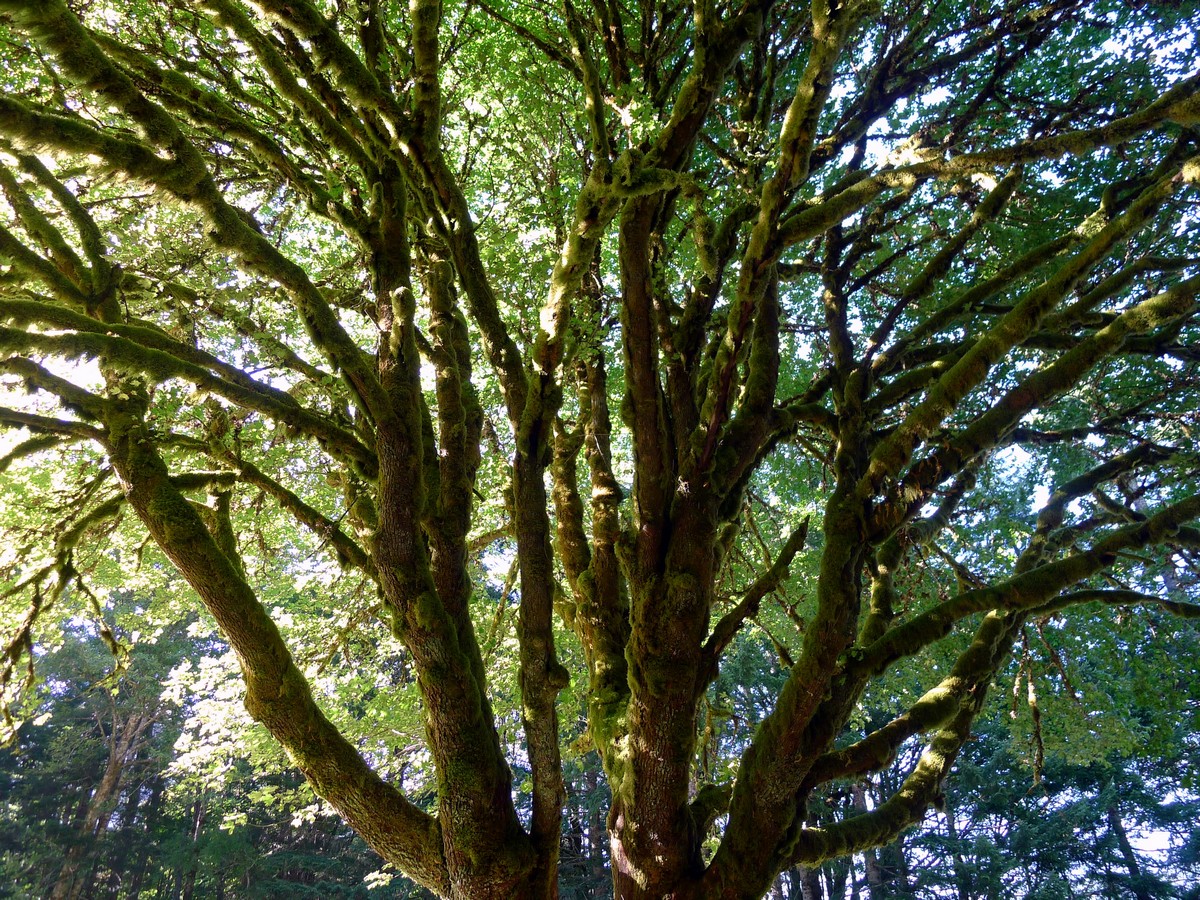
(566, 806), (586, 882)
(797, 865), (824, 900)
(127, 776), (165, 900)
(829, 856), (851, 900)
(766, 872), (788, 899)
(563, 767), (587, 890)
(179, 788), (208, 900)
(585, 761), (607, 888)
(942, 795), (973, 900)
(1107, 804), (1153, 900)
(103, 754), (149, 898)
(890, 833), (912, 896)
(863, 850), (885, 899)
(49, 708), (153, 900)
(851, 782), (887, 900)
(79, 858), (103, 900)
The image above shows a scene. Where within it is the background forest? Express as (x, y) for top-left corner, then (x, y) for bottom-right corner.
(2, 566), (1199, 897)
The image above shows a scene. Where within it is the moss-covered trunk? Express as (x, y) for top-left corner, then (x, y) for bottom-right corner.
(602, 492), (719, 898)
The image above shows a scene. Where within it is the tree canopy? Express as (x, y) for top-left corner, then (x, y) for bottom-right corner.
(1, 0), (1198, 897)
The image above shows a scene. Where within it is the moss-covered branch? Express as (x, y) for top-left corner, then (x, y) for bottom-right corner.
(874, 269), (1200, 538)
(98, 391), (449, 893)
(1029, 588), (1200, 619)
(197, 0), (380, 180)
(790, 691), (982, 866)
(421, 247), (484, 576)
(370, 232), (536, 895)
(0, 163), (88, 294)
(790, 608), (1022, 867)
(476, 1), (577, 73)
(158, 281), (335, 387)
(12, 149), (112, 288)
(853, 494), (1200, 681)
(695, 0), (859, 479)
(870, 233), (1078, 386)
(0, 432), (67, 472)
(247, 0), (406, 127)
(551, 412), (590, 600)
(865, 167), (1023, 357)
(0, 406), (103, 442)
(0, 0), (395, 430)
(811, 570), (1021, 788)
(563, 0), (612, 163)
(778, 75), (1200, 250)
(567, 347), (631, 777)
(0, 355), (107, 421)
(0, 316), (376, 476)
(225, 455), (377, 582)
(0, 220), (90, 309)
(863, 160), (1193, 501)
(88, 30), (371, 245)
(1016, 444), (1170, 572)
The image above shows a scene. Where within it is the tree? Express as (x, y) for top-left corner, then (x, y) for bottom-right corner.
(0, 619), (169, 899)
(1, 0), (1199, 896)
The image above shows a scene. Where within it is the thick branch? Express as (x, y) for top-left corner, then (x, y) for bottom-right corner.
(100, 398), (448, 894)
(854, 494), (1200, 680)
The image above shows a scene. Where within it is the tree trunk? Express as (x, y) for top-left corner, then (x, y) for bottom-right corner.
(127, 776), (165, 900)
(585, 761), (608, 889)
(49, 709), (153, 900)
(891, 834), (912, 896)
(797, 866), (824, 900)
(853, 783), (887, 900)
(1107, 804), (1153, 900)
(829, 857), (850, 900)
(179, 789), (208, 900)
(942, 798), (973, 900)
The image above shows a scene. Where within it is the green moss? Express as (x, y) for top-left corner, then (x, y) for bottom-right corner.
(145, 491), (203, 544)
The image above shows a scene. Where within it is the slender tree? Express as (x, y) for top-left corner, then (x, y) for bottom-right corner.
(1, 0), (1199, 897)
